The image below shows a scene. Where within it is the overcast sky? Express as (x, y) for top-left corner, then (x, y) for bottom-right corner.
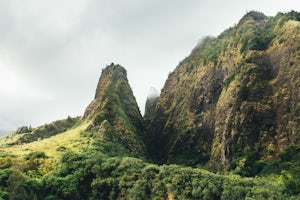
(0, 0), (299, 135)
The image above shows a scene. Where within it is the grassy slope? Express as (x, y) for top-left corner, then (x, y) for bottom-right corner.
(1, 122), (89, 159)
(0, 117), (80, 147)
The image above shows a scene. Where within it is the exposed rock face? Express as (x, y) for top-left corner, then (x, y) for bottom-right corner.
(83, 63), (146, 158)
(147, 11), (300, 170)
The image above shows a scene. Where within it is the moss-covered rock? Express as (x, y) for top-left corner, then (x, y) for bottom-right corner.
(83, 63), (147, 158)
(148, 11), (300, 172)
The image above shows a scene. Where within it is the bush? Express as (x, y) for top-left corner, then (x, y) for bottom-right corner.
(56, 146), (67, 152)
(285, 179), (300, 195)
(15, 126), (32, 134)
(0, 168), (12, 187)
(24, 151), (47, 160)
(0, 189), (9, 200)
(0, 157), (13, 169)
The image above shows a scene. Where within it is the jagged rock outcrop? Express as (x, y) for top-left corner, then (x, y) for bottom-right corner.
(83, 63), (146, 158)
(147, 11), (300, 170)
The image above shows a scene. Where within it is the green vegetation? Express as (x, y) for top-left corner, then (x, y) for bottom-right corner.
(24, 151), (48, 160)
(0, 11), (300, 199)
(229, 145), (300, 196)
(0, 139), (290, 200)
(148, 9), (300, 170)
(0, 116), (80, 146)
(15, 126), (32, 134)
(84, 64), (146, 158)
(1, 140), (298, 199)
(223, 75), (235, 89)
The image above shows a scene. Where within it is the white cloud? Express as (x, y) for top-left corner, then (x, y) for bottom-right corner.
(0, 58), (51, 99)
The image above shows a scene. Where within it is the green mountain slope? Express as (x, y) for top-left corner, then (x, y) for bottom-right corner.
(0, 117), (80, 147)
(147, 11), (300, 173)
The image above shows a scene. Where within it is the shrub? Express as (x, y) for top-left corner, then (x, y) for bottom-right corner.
(0, 157), (13, 169)
(15, 126), (32, 134)
(0, 168), (12, 187)
(56, 146), (67, 152)
(0, 189), (9, 199)
(24, 151), (47, 160)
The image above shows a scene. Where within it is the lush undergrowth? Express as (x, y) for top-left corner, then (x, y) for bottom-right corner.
(0, 116), (299, 199)
(0, 128), (299, 200)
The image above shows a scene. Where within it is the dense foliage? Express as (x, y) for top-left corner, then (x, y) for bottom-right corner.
(1, 139), (296, 200)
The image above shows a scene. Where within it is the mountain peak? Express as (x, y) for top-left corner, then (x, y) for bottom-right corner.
(102, 63), (127, 80)
(83, 63), (146, 157)
(84, 63), (127, 119)
(239, 11), (267, 23)
(94, 63), (127, 99)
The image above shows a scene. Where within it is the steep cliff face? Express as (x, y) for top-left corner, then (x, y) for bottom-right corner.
(83, 63), (146, 157)
(148, 11), (300, 170)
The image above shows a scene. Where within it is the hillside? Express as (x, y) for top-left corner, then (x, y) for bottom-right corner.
(0, 11), (299, 199)
(147, 11), (300, 173)
(0, 117), (80, 147)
